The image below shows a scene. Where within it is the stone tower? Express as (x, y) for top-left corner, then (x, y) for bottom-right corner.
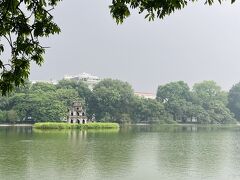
(67, 102), (87, 124)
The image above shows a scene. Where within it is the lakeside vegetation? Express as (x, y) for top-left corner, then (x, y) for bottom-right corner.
(33, 122), (119, 130)
(0, 78), (240, 125)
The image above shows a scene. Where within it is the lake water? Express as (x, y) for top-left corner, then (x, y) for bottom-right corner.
(1, 125), (240, 180)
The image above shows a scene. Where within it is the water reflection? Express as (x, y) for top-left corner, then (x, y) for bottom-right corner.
(130, 124), (240, 133)
(1, 125), (240, 180)
(31, 129), (133, 179)
(0, 126), (33, 180)
(156, 126), (240, 180)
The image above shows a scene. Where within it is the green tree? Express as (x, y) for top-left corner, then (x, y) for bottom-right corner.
(0, 80), (89, 123)
(192, 81), (236, 124)
(31, 82), (56, 92)
(157, 81), (191, 102)
(89, 79), (134, 123)
(0, 95), (10, 111)
(156, 81), (192, 122)
(186, 105), (210, 124)
(9, 92), (66, 122)
(192, 80), (228, 108)
(54, 88), (81, 107)
(0, 110), (7, 123)
(228, 82), (240, 120)
(57, 79), (92, 100)
(207, 101), (236, 124)
(56, 79), (92, 115)
(109, 0), (235, 24)
(14, 80), (32, 93)
(0, 0), (61, 95)
(131, 96), (171, 124)
(6, 110), (19, 123)
(156, 80), (236, 124)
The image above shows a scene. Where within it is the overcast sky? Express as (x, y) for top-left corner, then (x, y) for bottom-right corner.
(29, 0), (240, 93)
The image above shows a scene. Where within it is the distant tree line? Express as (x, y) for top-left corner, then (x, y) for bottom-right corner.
(0, 78), (239, 124)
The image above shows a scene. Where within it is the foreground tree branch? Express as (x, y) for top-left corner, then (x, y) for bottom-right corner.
(0, 0), (61, 95)
(109, 0), (236, 24)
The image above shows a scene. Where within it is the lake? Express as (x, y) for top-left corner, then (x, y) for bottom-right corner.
(0, 125), (240, 180)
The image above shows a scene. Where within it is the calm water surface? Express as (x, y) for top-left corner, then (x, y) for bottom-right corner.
(0, 125), (240, 180)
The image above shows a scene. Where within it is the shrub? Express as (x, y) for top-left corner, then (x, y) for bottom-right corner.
(33, 122), (120, 130)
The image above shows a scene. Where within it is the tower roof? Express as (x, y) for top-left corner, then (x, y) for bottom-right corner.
(72, 101), (82, 107)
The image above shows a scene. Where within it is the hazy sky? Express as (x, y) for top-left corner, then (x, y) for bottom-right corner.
(30, 0), (240, 93)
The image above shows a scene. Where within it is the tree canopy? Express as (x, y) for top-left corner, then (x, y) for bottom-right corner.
(88, 79), (135, 123)
(0, 78), (237, 124)
(156, 80), (236, 124)
(109, 0), (236, 24)
(0, 0), (61, 95)
(228, 82), (240, 120)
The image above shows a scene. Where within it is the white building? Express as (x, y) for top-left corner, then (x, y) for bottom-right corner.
(134, 92), (156, 99)
(64, 72), (100, 90)
(31, 80), (58, 85)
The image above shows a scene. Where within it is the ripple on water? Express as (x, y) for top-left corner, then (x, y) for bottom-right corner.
(0, 126), (240, 180)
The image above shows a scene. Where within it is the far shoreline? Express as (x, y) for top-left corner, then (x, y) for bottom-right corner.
(0, 124), (33, 127)
(0, 123), (239, 128)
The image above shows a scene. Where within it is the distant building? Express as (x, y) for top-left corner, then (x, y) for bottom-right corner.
(176, 117), (198, 123)
(64, 72), (100, 90)
(67, 102), (88, 124)
(186, 117), (198, 123)
(134, 92), (156, 99)
(31, 79), (58, 85)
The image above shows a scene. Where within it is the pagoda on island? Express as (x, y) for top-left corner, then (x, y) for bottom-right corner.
(67, 102), (87, 124)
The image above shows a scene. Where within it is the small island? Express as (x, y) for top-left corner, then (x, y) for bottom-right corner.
(33, 101), (119, 130)
(33, 122), (119, 129)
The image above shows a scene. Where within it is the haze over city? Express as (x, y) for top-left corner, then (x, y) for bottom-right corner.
(30, 0), (240, 93)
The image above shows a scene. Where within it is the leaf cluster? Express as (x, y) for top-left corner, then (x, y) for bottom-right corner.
(0, 0), (61, 95)
(109, 0), (236, 23)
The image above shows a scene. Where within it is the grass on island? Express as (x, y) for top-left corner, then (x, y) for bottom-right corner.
(33, 122), (120, 130)
(33, 128), (120, 134)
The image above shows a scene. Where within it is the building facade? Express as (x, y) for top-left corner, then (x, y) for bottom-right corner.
(134, 92), (156, 99)
(67, 102), (87, 124)
(64, 72), (100, 90)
